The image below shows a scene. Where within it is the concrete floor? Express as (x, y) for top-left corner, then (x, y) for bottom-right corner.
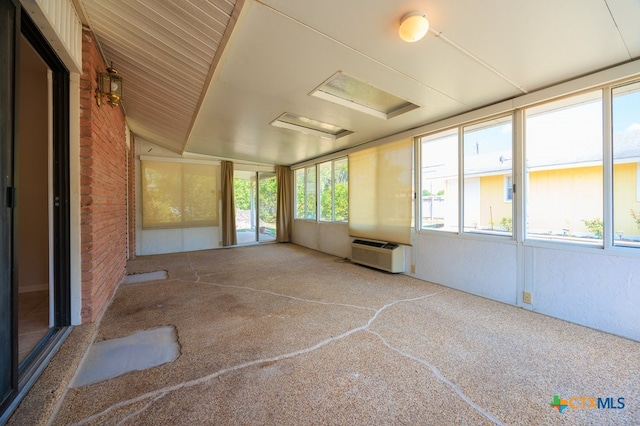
(9, 243), (640, 425)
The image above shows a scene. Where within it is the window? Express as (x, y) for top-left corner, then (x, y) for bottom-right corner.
(414, 76), (640, 248)
(612, 81), (640, 247)
(525, 91), (603, 243)
(349, 138), (413, 244)
(295, 166), (316, 220)
(463, 116), (513, 235)
(319, 157), (348, 222)
(141, 160), (218, 229)
(421, 129), (458, 231)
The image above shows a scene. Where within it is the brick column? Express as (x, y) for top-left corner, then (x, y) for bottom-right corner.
(79, 28), (128, 323)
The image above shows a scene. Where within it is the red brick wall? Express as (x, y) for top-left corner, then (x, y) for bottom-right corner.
(79, 28), (128, 323)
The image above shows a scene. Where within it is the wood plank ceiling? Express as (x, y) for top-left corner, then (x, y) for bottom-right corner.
(80, 0), (238, 153)
(79, 0), (640, 165)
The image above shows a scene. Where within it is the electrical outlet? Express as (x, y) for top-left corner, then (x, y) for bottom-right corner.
(523, 291), (532, 304)
(411, 265), (416, 274)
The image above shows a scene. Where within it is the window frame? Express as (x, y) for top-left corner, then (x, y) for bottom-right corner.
(415, 77), (640, 250)
(295, 158), (349, 223)
(611, 80), (640, 248)
(319, 157), (349, 223)
(524, 90), (604, 245)
(295, 165), (317, 220)
(462, 114), (514, 237)
(419, 127), (460, 233)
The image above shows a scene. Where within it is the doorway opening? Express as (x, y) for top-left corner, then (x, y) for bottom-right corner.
(1, 7), (71, 419)
(16, 33), (52, 365)
(233, 171), (277, 244)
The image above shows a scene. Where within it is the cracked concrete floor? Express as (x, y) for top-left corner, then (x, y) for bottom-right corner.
(13, 243), (640, 425)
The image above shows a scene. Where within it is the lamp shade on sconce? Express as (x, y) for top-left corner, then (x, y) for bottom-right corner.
(399, 11), (429, 42)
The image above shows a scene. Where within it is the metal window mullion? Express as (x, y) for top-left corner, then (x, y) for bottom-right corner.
(603, 87), (613, 249)
(304, 167), (310, 219)
(255, 172), (260, 241)
(514, 110), (525, 244)
(331, 160), (336, 222)
(415, 136), (421, 232)
(315, 165), (319, 221)
(458, 128), (464, 234)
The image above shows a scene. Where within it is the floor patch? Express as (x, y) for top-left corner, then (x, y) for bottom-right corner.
(72, 326), (179, 387)
(123, 270), (168, 284)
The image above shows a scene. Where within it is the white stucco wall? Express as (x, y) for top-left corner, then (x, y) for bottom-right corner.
(292, 220), (350, 259)
(527, 245), (640, 340)
(138, 227), (220, 255)
(414, 233), (518, 304)
(294, 224), (640, 341)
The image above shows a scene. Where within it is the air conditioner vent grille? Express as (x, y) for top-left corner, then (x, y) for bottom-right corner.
(351, 239), (405, 273)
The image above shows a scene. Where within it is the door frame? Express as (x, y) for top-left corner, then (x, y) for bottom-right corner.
(0, 5), (71, 420)
(0, 0), (20, 413)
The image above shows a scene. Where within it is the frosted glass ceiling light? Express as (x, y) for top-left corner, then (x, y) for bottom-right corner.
(399, 11), (429, 42)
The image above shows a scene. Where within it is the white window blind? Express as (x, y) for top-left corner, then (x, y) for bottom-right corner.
(349, 138), (413, 245)
(141, 160), (219, 229)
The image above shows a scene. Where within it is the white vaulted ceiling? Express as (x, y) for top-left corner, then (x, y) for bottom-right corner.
(79, 0), (640, 165)
(80, 0), (238, 152)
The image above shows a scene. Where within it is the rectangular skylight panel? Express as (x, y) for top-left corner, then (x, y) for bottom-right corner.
(311, 72), (420, 120)
(271, 113), (352, 140)
(279, 112), (344, 136)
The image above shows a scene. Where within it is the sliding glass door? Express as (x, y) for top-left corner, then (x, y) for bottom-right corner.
(258, 173), (276, 242)
(1, 5), (70, 419)
(233, 171), (276, 244)
(0, 0), (20, 411)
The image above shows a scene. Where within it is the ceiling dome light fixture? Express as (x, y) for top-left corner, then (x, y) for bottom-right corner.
(399, 10), (429, 42)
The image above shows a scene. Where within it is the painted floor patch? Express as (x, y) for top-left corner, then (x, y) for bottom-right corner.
(123, 270), (168, 284)
(72, 326), (179, 387)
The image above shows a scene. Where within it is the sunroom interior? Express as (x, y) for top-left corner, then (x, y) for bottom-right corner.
(3, 0), (640, 423)
(116, 0), (640, 342)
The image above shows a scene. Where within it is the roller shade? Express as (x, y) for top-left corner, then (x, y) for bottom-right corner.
(348, 138), (413, 245)
(141, 160), (219, 229)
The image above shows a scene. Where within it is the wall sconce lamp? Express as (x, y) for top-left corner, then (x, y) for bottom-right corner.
(96, 64), (123, 107)
(399, 11), (429, 42)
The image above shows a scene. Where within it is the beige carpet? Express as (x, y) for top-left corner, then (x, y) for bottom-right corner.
(10, 243), (640, 425)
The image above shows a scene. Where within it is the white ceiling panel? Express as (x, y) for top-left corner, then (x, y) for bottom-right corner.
(425, 0), (632, 91)
(258, 0), (525, 103)
(186, 1), (512, 164)
(606, 0), (640, 58)
(81, 0), (640, 165)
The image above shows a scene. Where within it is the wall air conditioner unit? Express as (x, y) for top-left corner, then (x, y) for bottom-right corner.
(351, 239), (405, 273)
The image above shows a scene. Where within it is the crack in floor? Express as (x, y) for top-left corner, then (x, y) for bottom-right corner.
(186, 253), (200, 282)
(196, 279), (378, 312)
(67, 286), (501, 425)
(65, 256), (501, 425)
(367, 330), (504, 425)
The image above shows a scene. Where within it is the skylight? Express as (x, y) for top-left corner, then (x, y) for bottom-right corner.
(271, 112), (352, 140)
(310, 71), (420, 120)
